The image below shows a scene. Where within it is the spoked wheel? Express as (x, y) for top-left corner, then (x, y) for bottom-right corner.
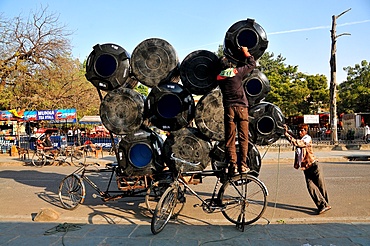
(70, 148), (86, 166)
(151, 185), (178, 235)
(145, 180), (185, 216)
(58, 174), (86, 210)
(31, 151), (46, 167)
(218, 174), (267, 225)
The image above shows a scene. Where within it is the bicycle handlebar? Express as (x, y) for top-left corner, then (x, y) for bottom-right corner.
(170, 153), (201, 167)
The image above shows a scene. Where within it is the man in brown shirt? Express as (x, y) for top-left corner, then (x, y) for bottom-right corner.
(284, 123), (331, 214)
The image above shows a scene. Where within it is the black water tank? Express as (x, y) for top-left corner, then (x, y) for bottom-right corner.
(209, 141), (261, 177)
(224, 18), (268, 62)
(249, 102), (285, 145)
(100, 87), (144, 135)
(131, 38), (179, 88)
(145, 82), (195, 131)
(85, 43), (130, 91)
(243, 69), (271, 107)
(163, 127), (211, 172)
(180, 50), (219, 95)
(117, 128), (165, 177)
(194, 88), (224, 141)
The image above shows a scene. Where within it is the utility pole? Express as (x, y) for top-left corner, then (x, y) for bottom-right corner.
(329, 8), (351, 147)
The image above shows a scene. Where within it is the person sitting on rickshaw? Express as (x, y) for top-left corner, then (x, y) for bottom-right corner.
(37, 133), (55, 153)
(83, 139), (96, 152)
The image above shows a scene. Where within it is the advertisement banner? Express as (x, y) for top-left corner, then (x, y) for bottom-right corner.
(0, 109), (76, 122)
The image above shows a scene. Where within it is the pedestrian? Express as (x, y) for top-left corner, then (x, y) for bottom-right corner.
(364, 124), (369, 141)
(217, 46), (256, 175)
(283, 123), (332, 214)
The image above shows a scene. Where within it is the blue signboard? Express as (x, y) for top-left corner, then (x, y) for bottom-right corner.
(1, 109), (76, 123)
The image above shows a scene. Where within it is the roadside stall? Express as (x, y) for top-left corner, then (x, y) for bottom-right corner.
(78, 115), (116, 150)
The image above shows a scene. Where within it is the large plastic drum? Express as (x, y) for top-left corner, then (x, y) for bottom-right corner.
(100, 87), (144, 135)
(85, 43), (130, 91)
(243, 69), (271, 107)
(131, 38), (179, 88)
(249, 102), (285, 145)
(117, 129), (164, 177)
(163, 127), (211, 172)
(210, 141), (262, 177)
(145, 82), (195, 131)
(194, 89), (224, 141)
(180, 50), (219, 95)
(223, 18), (268, 63)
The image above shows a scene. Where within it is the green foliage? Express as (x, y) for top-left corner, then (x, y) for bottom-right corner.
(259, 52), (329, 117)
(338, 60), (370, 114)
(135, 83), (149, 97)
(215, 45), (224, 58)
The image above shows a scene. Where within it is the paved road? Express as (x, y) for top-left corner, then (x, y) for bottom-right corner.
(0, 148), (370, 245)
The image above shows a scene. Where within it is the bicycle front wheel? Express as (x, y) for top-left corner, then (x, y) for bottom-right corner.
(146, 179), (172, 214)
(151, 185), (178, 235)
(58, 174), (85, 210)
(70, 148), (86, 166)
(31, 151), (46, 167)
(146, 180), (185, 216)
(218, 174), (267, 225)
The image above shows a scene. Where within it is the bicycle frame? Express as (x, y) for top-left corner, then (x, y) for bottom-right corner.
(171, 154), (231, 211)
(70, 163), (163, 202)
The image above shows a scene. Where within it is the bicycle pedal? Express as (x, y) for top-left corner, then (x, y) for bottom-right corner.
(193, 204), (200, 208)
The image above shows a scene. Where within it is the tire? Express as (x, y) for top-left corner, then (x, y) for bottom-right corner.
(218, 174), (267, 225)
(151, 185), (178, 235)
(58, 174), (85, 210)
(31, 151), (46, 167)
(70, 148), (86, 166)
(145, 180), (184, 216)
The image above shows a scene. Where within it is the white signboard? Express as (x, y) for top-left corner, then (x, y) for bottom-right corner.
(304, 115), (319, 124)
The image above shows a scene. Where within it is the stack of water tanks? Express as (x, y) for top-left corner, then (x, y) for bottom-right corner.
(85, 18), (285, 177)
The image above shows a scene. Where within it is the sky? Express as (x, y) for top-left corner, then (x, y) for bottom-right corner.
(1, 0), (370, 84)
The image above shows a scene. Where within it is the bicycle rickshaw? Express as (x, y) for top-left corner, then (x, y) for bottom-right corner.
(31, 133), (85, 167)
(68, 21), (282, 228)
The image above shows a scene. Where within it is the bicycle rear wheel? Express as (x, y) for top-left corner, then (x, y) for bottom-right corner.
(31, 151), (46, 167)
(58, 174), (85, 210)
(151, 185), (178, 235)
(218, 174), (267, 225)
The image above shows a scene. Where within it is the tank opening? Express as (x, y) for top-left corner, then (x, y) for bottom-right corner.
(95, 54), (117, 77)
(194, 64), (209, 81)
(257, 116), (274, 135)
(129, 143), (153, 168)
(237, 29), (258, 49)
(245, 78), (262, 96)
(157, 94), (182, 119)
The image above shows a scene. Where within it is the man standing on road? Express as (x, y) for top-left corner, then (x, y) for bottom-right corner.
(217, 46), (256, 175)
(284, 123), (332, 214)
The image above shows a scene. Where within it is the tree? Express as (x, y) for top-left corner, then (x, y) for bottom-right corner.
(259, 52), (329, 117)
(338, 60), (370, 114)
(0, 7), (71, 89)
(0, 7), (100, 118)
(215, 44), (223, 58)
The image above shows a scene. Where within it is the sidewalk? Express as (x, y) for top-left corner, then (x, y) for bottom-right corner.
(0, 221), (369, 245)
